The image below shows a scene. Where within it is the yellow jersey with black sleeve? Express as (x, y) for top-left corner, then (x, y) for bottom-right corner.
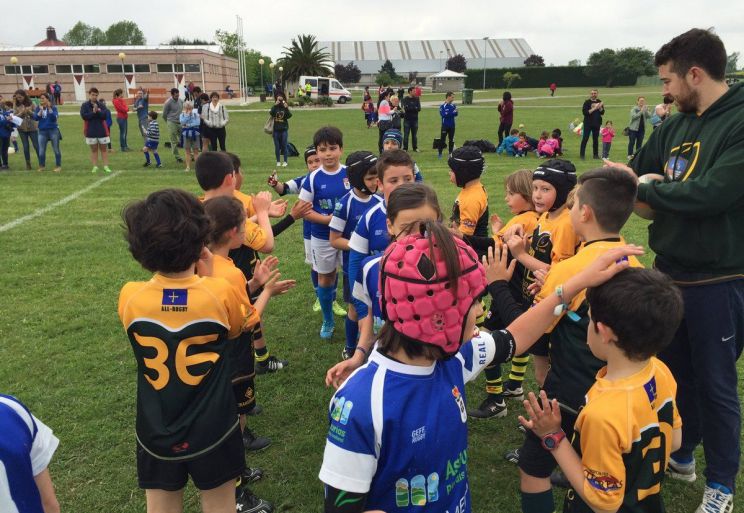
(118, 273), (246, 461)
(519, 208), (580, 300)
(536, 238), (643, 411)
(496, 210), (540, 242)
(212, 254), (260, 330)
(451, 181), (489, 237)
(564, 357), (682, 513)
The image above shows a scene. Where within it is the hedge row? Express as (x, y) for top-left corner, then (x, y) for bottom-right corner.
(464, 66), (637, 89)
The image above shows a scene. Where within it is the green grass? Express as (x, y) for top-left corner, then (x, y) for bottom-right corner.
(0, 84), (741, 512)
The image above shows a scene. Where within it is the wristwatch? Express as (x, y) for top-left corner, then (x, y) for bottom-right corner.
(541, 430), (566, 451)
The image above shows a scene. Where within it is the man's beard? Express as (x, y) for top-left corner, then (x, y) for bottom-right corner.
(675, 82), (700, 114)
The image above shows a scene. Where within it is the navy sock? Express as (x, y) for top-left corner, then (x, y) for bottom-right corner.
(154, 152), (161, 165)
(144, 152), (150, 163)
(345, 317), (359, 351)
(521, 490), (554, 513)
(317, 286), (335, 325)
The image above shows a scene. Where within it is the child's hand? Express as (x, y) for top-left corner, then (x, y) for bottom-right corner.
(518, 390), (562, 437)
(449, 224), (463, 239)
(267, 171), (279, 187)
(265, 270), (296, 296)
(252, 191), (272, 214)
(490, 213), (503, 235)
(268, 198), (288, 218)
(506, 233), (528, 257)
(325, 353), (365, 389)
(290, 200), (313, 220)
(502, 224), (524, 241)
(569, 245), (643, 290)
(252, 256), (279, 287)
(483, 244), (516, 284)
(196, 246), (214, 277)
(527, 268), (549, 296)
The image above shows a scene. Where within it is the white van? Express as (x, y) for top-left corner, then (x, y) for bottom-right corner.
(298, 76), (352, 104)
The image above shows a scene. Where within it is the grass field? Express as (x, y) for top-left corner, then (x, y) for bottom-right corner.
(0, 84), (741, 512)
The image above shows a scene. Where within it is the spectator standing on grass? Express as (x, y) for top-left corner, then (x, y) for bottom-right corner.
(627, 96), (651, 159)
(438, 91), (458, 158)
(162, 88), (184, 163)
(33, 93), (62, 173)
(401, 86), (421, 152)
(53, 81), (62, 104)
(579, 88), (604, 159)
(600, 120), (615, 159)
(112, 89), (130, 152)
(376, 90), (392, 153)
(609, 28), (744, 513)
(202, 91), (229, 151)
(497, 91), (514, 145)
(134, 89), (149, 140)
(270, 94), (292, 167)
(13, 90), (39, 170)
(79, 87), (111, 174)
(549, 82), (557, 96)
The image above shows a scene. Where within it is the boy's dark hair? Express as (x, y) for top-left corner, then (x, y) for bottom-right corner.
(576, 167), (638, 233)
(148, 111), (158, 120)
(88, 87), (99, 94)
(377, 150), (414, 182)
(387, 182), (443, 226)
(123, 189), (209, 274)
(203, 196), (245, 246)
(655, 28), (726, 81)
(226, 152), (241, 171)
(408, 86), (415, 93)
(503, 91), (512, 101)
(313, 126), (343, 149)
(195, 151), (234, 191)
(587, 268), (683, 361)
(510, 128), (519, 135)
(170, 88), (179, 94)
(445, 91), (454, 98)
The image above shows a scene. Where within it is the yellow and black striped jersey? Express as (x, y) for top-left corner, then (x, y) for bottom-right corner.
(451, 182), (489, 237)
(118, 274), (247, 461)
(564, 357), (682, 513)
(212, 254), (260, 330)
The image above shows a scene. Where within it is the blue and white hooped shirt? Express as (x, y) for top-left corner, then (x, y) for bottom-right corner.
(283, 175), (312, 241)
(330, 191), (382, 273)
(319, 333), (501, 513)
(348, 201), (389, 257)
(299, 166), (350, 240)
(352, 255), (383, 332)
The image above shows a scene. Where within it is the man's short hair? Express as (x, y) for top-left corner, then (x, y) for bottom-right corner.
(88, 87), (99, 94)
(576, 167), (637, 233)
(123, 189), (210, 274)
(655, 28), (727, 81)
(313, 126), (343, 149)
(587, 268), (683, 361)
(170, 88), (179, 94)
(377, 150), (414, 182)
(195, 152), (234, 191)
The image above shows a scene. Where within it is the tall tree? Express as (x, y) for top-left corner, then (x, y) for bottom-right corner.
(104, 21), (146, 45)
(62, 22), (105, 45)
(378, 60), (403, 82)
(727, 52), (740, 73)
(568, 59), (581, 67)
(503, 72), (521, 88)
(615, 47), (655, 76)
(523, 54), (545, 67)
(446, 54), (467, 73)
(586, 47), (654, 86)
(278, 34), (332, 83)
(334, 62), (361, 84)
(215, 29), (242, 58)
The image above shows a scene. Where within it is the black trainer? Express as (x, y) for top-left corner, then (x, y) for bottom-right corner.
(142, 162), (151, 167)
(467, 396), (508, 419)
(504, 448), (520, 465)
(242, 429), (271, 452)
(256, 355), (288, 374)
(236, 487), (274, 513)
(240, 467), (264, 485)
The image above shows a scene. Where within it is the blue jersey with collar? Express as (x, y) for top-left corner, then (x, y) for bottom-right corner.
(0, 395), (59, 513)
(352, 255), (383, 330)
(439, 102), (458, 128)
(299, 166), (350, 240)
(319, 334), (498, 512)
(284, 175), (312, 240)
(349, 201), (389, 257)
(330, 191), (382, 273)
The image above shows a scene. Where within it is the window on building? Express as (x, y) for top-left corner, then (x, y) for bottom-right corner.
(157, 64), (172, 73)
(55, 65), (72, 74)
(185, 63), (200, 73)
(134, 64), (150, 73)
(32, 65), (49, 74)
(173, 64), (184, 73)
(84, 64), (100, 73)
(73, 65), (84, 73)
(107, 64), (135, 73)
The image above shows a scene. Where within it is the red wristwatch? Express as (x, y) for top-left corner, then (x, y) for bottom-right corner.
(541, 430), (566, 451)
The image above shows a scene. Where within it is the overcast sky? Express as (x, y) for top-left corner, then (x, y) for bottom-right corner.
(3, 1), (743, 67)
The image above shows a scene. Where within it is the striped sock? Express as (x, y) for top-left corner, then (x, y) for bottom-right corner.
(508, 355), (530, 384)
(255, 346), (269, 363)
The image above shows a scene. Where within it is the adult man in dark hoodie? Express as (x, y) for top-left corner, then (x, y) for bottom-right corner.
(401, 86), (421, 152)
(579, 89), (604, 159)
(607, 28), (743, 513)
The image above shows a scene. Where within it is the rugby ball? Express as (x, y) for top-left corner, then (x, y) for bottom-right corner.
(634, 173), (665, 220)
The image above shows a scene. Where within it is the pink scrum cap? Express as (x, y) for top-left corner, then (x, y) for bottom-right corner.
(380, 232), (487, 354)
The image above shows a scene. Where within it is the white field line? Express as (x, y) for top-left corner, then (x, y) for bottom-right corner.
(0, 171), (122, 233)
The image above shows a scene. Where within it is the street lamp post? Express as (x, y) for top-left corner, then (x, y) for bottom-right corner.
(118, 52), (127, 96)
(269, 62), (275, 90)
(10, 56), (20, 89)
(258, 58), (265, 94)
(482, 37), (488, 90)
(279, 66), (283, 92)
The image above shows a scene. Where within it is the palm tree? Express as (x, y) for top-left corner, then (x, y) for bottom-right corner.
(279, 34), (333, 82)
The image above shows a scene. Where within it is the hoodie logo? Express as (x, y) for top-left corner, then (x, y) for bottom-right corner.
(665, 142), (700, 181)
